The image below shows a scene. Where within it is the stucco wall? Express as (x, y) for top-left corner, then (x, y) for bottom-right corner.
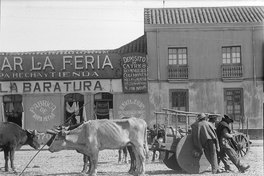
(253, 27), (264, 78)
(147, 27), (262, 81)
(148, 80), (263, 130)
(146, 26), (263, 132)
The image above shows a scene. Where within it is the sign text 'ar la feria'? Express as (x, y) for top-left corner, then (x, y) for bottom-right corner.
(0, 52), (122, 81)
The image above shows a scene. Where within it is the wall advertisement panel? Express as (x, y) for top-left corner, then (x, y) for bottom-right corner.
(0, 79), (122, 95)
(23, 94), (63, 132)
(113, 94), (150, 122)
(0, 52), (122, 81)
(121, 53), (148, 93)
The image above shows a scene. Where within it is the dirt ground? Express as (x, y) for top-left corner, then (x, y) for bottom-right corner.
(0, 146), (263, 176)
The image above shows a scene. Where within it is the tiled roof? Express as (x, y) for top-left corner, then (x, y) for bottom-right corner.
(144, 6), (264, 25)
(0, 35), (147, 55)
(112, 34), (147, 54)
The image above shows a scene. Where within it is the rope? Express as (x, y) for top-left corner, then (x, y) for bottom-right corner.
(19, 143), (47, 176)
(19, 102), (90, 175)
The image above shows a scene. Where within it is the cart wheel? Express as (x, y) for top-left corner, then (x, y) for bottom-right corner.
(162, 151), (181, 171)
(176, 135), (210, 174)
(233, 133), (251, 158)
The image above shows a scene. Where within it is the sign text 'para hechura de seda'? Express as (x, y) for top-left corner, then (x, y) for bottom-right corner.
(0, 51), (122, 81)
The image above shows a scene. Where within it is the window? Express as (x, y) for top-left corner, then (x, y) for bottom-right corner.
(170, 89), (188, 123)
(224, 88), (243, 122)
(222, 46), (241, 64)
(168, 48), (187, 65)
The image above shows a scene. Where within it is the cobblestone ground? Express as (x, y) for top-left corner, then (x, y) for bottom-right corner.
(0, 146), (263, 176)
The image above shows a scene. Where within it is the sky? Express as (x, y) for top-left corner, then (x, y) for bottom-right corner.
(0, 0), (263, 52)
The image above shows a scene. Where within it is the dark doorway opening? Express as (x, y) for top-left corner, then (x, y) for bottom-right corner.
(64, 93), (84, 126)
(3, 95), (23, 127)
(94, 92), (113, 119)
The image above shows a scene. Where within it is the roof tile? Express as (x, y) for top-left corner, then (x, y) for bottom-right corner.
(1, 35), (147, 55)
(144, 6), (264, 25)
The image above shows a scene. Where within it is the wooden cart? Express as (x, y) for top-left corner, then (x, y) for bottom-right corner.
(151, 108), (251, 174)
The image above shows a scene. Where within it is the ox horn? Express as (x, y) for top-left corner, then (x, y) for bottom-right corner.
(32, 129), (38, 135)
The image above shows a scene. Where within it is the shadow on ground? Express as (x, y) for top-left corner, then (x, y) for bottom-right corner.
(146, 169), (186, 175)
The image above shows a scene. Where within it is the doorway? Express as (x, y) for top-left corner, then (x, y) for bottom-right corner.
(94, 92), (113, 119)
(170, 89), (189, 120)
(224, 88), (244, 130)
(3, 94), (23, 127)
(64, 93), (84, 126)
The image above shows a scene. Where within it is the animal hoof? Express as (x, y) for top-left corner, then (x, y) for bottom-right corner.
(88, 173), (96, 176)
(81, 169), (87, 173)
(135, 173), (145, 176)
(128, 170), (135, 175)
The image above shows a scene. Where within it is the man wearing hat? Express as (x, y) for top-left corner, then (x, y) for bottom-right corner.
(191, 113), (220, 174)
(216, 114), (250, 173)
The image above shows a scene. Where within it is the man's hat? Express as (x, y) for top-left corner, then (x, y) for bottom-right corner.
(197, 113), (207, 121)
(208, 114), (217, 119)
(224, 114), (234, 123)
(208, 114), (218, 122)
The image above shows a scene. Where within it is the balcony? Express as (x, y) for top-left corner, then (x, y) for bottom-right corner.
(168, 65), (188, 80)
(221, 65), (243, 80)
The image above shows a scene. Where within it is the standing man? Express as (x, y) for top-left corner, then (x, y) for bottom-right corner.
(216, 115), (250, 173)
(208, 114), (232, 172)
(208, 114), (219, 129)
(191, 113), (220, 174)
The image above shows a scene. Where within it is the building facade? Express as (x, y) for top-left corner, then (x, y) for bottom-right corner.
(0, 6), (263, 139)
(0, 36), (150, 142)
(144, 6), (264, 138)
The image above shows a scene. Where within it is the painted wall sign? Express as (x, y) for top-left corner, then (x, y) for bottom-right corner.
(122, 53), (148, 93)
(114, 94), (150, 120)
(30, 100), (56, 121)
(23, 94), (62, 132)
(118, 99), (145, 118)
(0, 52), (122, 81)
(0, 79), (122, 94)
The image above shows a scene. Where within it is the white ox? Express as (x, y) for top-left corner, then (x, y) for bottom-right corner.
(47, 117), (148, 176)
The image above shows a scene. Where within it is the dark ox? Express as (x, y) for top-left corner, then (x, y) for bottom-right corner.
(118, 126), (166, 163)
(148, 126), (186, 161)
(0, 122), (41, 172)
(47, 117), (149, 176)
(147, 126), (165, 161)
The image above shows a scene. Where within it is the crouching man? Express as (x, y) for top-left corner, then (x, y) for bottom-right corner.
(216, 115), (250, 173)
